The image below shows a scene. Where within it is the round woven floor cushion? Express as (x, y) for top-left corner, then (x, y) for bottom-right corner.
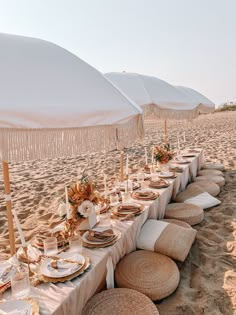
(194, 175), (225, 187)
(187, 181), (220, 197)
(115, 251), (180, 301)
(198, 169), (223, 177)
(82, 288), (159, 315)
(176, 185), (205, 202)
(161, 219), (192, 229)
(165, 203), (204, 225)
(201, 163), (225, 171)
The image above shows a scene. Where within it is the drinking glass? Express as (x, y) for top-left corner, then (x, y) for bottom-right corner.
(121, 192), (130, 203)
(69, 234), (82, 253)
(109, 193), (119, 207)
(100, 211), (111, 226)
(43, 237), (58, 256)
(11, 270), (30, 299)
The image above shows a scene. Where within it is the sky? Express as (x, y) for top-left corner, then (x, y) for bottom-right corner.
(0, 0), (235, 106)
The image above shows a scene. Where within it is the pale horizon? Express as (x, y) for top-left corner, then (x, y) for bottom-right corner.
(0, 0), (235, 106)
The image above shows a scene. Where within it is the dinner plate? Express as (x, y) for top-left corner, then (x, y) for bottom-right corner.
(0, 300), (32, 315)
(173, 159), (189, 164)
(40, 252), (85, 278)
(158, 171), (174, 178)
(82, 228), (121, 245)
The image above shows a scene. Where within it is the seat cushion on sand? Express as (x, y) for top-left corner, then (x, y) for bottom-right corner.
(115, 250), (180, 300)
(175, 186), (205, 202)
(201, 163), (225, 171)
(137, 220), (196, 261)
(187, 181), (220, 197)
(194, 175), (225, 187)
(198, 169), (224, 177)
(184, 192), (221, 209)
(160, 219), (192, 229)
(165, 203), (204, 226)
(82, 288), (159, 315)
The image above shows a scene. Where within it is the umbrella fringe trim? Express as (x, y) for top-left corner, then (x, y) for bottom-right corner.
(0, 115), (144, 162)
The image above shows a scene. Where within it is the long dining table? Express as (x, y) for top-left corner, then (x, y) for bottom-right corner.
(3, 149), (204, 315)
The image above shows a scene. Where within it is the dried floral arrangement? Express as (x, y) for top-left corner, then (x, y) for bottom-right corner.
(59, 172), (107, 238)
(153, 144), (175, 164)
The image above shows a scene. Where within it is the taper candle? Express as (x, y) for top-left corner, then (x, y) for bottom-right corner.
(145, 148), (148, 165)
(65, 186), (71, 219)
(125, 154), (129, 176)
(13, 209), (26, 247)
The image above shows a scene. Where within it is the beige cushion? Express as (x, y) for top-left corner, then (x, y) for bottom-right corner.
(194, 175), (225, 187)
(198, 169), (223, 177)
(82, 288), (159, 315)
(137, 220), (196, 261)
(184, 192), (221, 209)
(115, 250), (180, 300)
(201, 163), (225, 171)
(176, 185), (205, 202)
(187, 181), (220, 197)
(160, 219), (192, 229)
(165, 203), (204, 225)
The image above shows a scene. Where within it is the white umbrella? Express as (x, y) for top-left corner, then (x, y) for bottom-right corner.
(0, 33), (144, 254)
(105, 72), (199, 120)
(175, 86), (215, 113)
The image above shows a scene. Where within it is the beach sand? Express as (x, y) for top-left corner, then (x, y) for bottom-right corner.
(0, 111), (235, 314)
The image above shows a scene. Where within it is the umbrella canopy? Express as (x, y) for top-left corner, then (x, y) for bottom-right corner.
(0, 34), (144, 162)
(175, 86), (215, 113)
(105, 72), (199, 120)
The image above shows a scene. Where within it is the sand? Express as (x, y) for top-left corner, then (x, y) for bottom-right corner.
(0, 111), (236, 314)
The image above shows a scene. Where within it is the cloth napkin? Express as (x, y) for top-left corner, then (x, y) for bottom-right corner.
(86, 229), (115, 243)
(117, 203), (140, 212)
(50, 258), (81, 270)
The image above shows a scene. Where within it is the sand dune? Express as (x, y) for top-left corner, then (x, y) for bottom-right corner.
(0, 111), (235, 314)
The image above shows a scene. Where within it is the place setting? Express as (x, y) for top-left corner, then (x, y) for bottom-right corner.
(81, 227), (121, 249)
(131, 189), (159, 201)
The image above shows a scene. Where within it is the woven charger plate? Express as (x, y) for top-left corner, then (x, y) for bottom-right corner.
(187, 181), (220, 197)
(40, 256), (90, 283)
(165, 203), (204, 226)
(82, 288), (159, 315)
(82, 232), (121, 248)
(132, 191), (159, 201)
(115, 250), (180, 301)
(194, 175), (225, 187)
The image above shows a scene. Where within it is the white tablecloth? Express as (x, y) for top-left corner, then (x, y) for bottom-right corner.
(4, 150), (204, 315)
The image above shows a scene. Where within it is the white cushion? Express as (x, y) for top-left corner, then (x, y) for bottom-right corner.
(184, 192), (221, 209)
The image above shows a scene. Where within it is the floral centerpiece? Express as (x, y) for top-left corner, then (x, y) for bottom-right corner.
(153, 144), (175, 164)
(60, 172), (107, 238)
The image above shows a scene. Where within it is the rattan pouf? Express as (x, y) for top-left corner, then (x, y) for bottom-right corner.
(194, 175), (225, 187)
(115, 251), (180, 301)
(82, 288), (159, 315)
(187, 181), (220, 197)
(201, 163), (225, 171)
(161, 219), (192, 229)
(198, 169), (223, 177)
(165, 203), (204, 225)
(175, 186), (205, 202)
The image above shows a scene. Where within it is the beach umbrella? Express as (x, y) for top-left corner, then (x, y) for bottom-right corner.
(105, 72), (199, 121)
(0, 33), (144, 254)
(175, 86), (215, 113)
(105, 72), (200, 142)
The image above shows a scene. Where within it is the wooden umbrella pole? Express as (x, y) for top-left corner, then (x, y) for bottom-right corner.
(2, 160), (16, 255)
(120, 150), (124, 182)
(164, 120), (168, 143)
